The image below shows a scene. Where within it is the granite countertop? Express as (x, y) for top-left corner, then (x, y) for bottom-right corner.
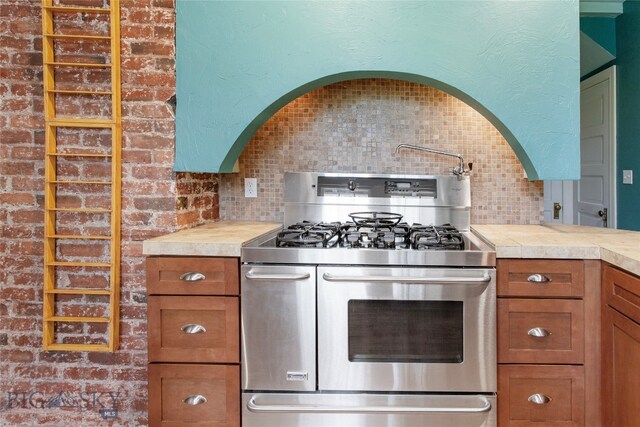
(142, 221), (640, 277)
(471, 223), (640, 276)
(142, 221), (282, 257)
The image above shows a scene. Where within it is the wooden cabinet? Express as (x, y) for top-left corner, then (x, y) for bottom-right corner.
(497, 298), (584, 364)
(497, 259), (584, 298)
(148, 296), (239, 363)
(498, 365), (584, 426)
(497, 259), (600, 427)
(147, 257), (239, 296)
(147, 257), (240, 427)
(602, 263), (640, 427)
(148, 364), (240, 427)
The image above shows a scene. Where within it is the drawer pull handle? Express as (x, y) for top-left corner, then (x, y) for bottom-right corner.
(527, 274), (551, 283)
(528, 393), (552, 405)
(183, 394), (208, 406)
(527, 327), (551, 338)
(181, 324), (207, 334)
(180, 272), (206, 282)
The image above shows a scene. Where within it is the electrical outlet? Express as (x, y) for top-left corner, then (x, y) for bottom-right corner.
(245, 177), (258, 198)
(623, 170), (633, 185)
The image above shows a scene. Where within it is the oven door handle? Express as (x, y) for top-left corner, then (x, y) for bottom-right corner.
(322, 272), (491, 284)
(247, 395), (492, 414)
(245, 271), (311, 281)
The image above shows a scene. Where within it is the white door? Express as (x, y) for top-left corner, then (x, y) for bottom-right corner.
(543, 181), (573, 224)
(574, 66), (616, 228)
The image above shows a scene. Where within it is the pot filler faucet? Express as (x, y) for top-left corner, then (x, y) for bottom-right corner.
(395, 144), (471, 177)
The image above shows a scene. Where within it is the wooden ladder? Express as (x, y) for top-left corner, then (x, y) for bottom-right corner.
(41, 0), (121, 351)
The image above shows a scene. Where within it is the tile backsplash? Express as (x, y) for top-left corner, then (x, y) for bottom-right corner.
(220, 79), (543, 224)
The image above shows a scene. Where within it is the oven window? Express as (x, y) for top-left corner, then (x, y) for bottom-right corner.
(348, 299), (463, 363)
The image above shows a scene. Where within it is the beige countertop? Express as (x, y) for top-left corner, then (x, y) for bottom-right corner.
(472, 223), (640, 276)
(142, 221), (282, 257)
(143, 221), (640, 277)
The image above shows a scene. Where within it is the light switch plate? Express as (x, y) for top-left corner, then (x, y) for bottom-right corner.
(245, 177), (258, 197)
(623, 170), (633, 185)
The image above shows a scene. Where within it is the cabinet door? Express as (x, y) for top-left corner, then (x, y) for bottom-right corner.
(497, 259), (584, 298)
(148, 296), (239, 363)
(603, 263), (640, 323)
(148, 364), (240, 427)
(602, 306), (640, 427)
(498, 298), (584, 364)
(147, 257), (239, 296)
(498, 365), (584, 426)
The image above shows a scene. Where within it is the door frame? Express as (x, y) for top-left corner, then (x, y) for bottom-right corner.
(575, 65), (617, 228)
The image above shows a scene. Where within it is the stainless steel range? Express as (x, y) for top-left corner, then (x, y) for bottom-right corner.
(241, 172), (497, 427)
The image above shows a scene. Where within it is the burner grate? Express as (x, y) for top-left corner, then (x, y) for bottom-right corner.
(276, 221), (341, 248)
(411, 224), (464, 250)
(277, 219), (464, 251)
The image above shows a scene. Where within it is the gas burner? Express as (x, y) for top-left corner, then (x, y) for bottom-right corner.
(277, 221), (341, 248)
(339, 221), (412, 249)
(410, 224), (464, 250)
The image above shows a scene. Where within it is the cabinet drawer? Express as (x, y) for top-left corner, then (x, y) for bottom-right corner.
(147, 257), (239, 296)
(603, 263), (640, 323)
(498, 299), (584, 364)
(498, 365), (584, 426)
(497, 259), (584, 298)
(148, 364), (240, 427)
(148, 296), (239, 363)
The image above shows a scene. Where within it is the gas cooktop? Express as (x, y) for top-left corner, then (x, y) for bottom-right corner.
(276, 219), (465, 251)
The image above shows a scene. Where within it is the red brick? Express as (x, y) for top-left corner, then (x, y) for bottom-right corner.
(0, 36), (31, 51)
(0, 193), (36, 205)
(13, 366), (58, 380)
(0, 97), (30, 111)
(126, 134), (172, 150)
(0, 129), (33, 144)
(10, 51), (41, 66)
(63, 367), (110, 381)
(9, 241), (43, 256)
(0, 350), (34, 363)
(121, 24), (154, 39)
(10, 146), (43, 160)
(130, 165), (173, 180)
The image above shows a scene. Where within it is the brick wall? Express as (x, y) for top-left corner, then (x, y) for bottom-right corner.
(0, 1), (217, 425)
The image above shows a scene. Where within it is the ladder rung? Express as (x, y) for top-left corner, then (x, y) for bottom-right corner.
(48, 118), (114, 128)
(46, 261), (111, 268)
(47, 234), (111, 240)
(45, 316), (109, 323)
(45, 289), (111, 296)
(45, 34), (111, 41)
(48, 89), (112, 96)
(45, 61), (112, 68)
(45, 343), (112, 352)
(44, 6), (111, 15)
(48, 208), (111, 213)
(48, 180), (112, 185)
(44, 343), (112, 352)
(47, 152), (112, 158)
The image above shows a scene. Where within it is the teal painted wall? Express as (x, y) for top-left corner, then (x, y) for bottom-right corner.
(175, 1), (580, 179)
(616, 1), (640, 231)
(581, 17), (617, 56)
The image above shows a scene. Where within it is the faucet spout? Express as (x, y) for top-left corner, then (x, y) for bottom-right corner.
(395, 144), (469, 177)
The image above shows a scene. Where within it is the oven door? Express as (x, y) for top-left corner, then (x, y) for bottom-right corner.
(318, 266), (496, 393)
